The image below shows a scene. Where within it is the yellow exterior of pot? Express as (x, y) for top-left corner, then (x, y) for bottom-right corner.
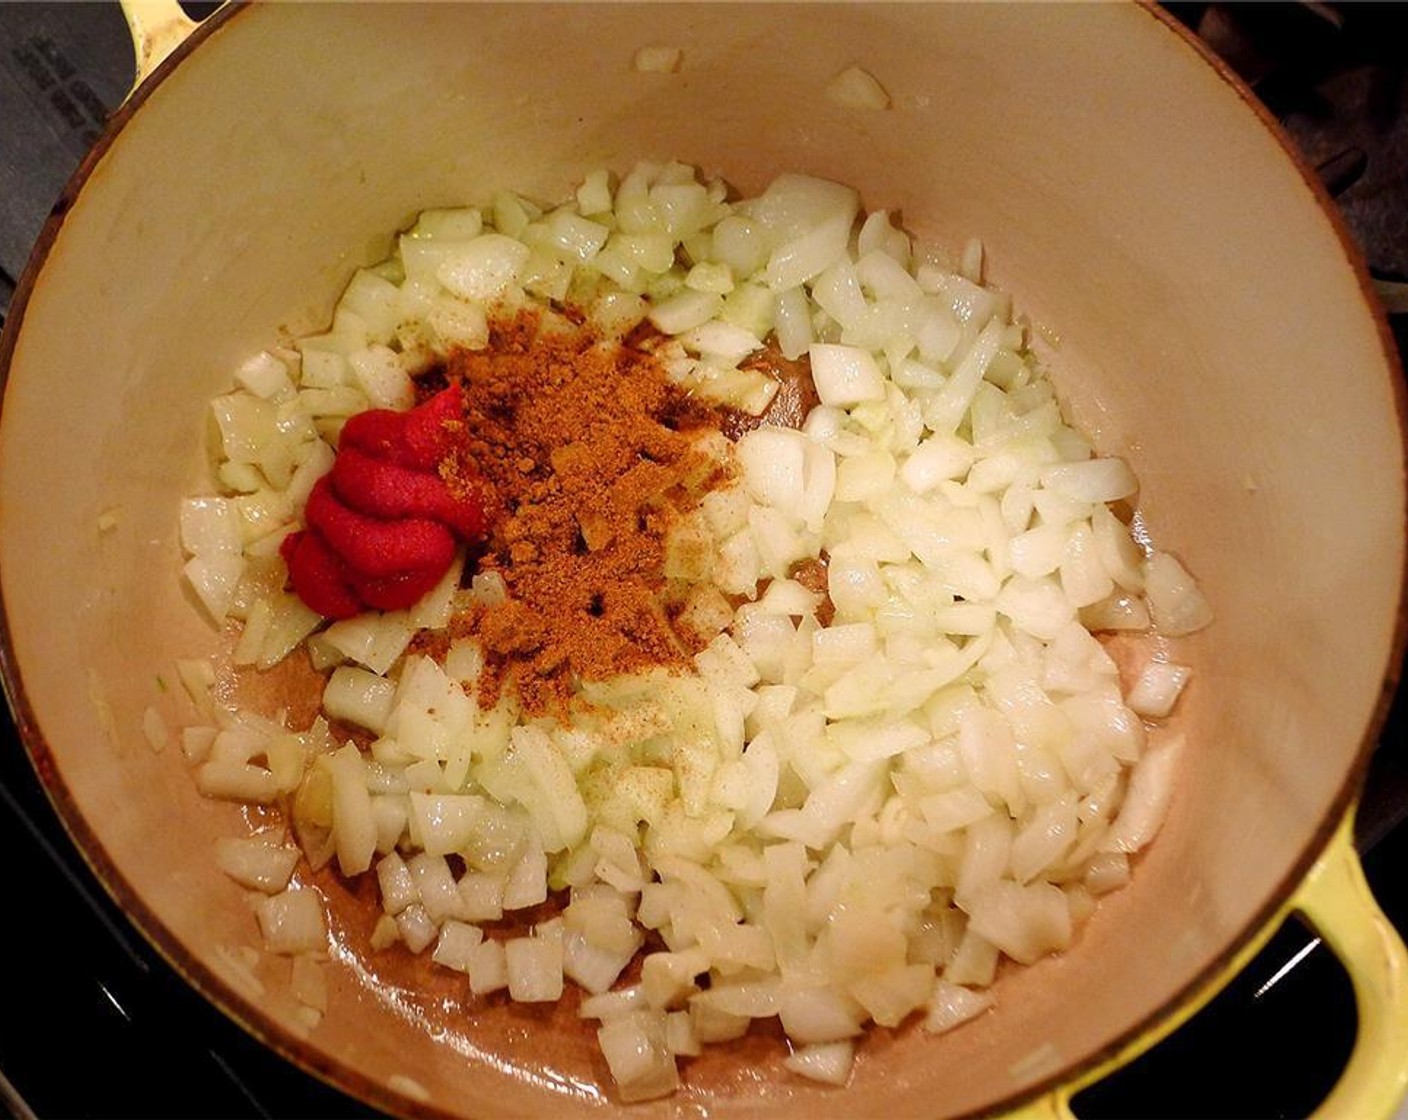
(1007, 809), (1408, 1120)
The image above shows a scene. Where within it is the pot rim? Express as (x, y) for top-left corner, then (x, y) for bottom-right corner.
(0, 3), (1403, 1117)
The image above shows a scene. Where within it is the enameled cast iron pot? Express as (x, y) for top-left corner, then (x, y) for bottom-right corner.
(1, 3), (1406, 1116)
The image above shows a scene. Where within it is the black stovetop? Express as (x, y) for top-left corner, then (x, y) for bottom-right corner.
(1, 4), (1405, 1118)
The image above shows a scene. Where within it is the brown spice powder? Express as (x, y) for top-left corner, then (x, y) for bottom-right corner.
(426, 311), (728, 718)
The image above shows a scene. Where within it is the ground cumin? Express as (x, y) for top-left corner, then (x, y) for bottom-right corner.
(423, 310), (728, 717)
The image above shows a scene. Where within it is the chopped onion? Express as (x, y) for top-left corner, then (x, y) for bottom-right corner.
(321, 666), (397, 735)
(216, 835), (300, 893)
(597, 1011), (679, 1102)
(923, 982), (994, 1035)
(808, 343), (887, 407)
(255, 888), (327, 955)
(467, 938), (509, 996)
(965, 880), (1072, 965)
(783, 1040), (856, 1085)
(432, 920), (485, 972)
(1041, 458), (1139, 504)
(506, 935), (565, 1003)
(825, 65), (891, 110)
(1127, 660), (1193, 719)
(1144, 552), (1214, 636)
(435, 233), (530, 302)
(396, 903), (438, 954)
(178, 159), (1213, 1103)
(1102, 734), (1183, 854)
(634, 45), (683, 73)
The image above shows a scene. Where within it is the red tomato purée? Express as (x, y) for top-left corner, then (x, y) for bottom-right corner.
(280, 385), (490, 619)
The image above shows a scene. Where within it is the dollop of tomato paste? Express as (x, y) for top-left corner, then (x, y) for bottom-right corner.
(281, 385), (490, 619)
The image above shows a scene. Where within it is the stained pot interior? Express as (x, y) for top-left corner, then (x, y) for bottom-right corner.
(0, 4), (1403, 1117)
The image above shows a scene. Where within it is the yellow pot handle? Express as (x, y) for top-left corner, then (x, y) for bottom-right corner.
(1297, 813), (1408, 1118)
(120, 0), (201, 93)
(1007, 808), (1408, 1119)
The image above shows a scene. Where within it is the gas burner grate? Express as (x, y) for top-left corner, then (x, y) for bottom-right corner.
(1168, 2), (1408, 283)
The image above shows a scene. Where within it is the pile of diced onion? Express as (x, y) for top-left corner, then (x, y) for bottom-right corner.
(176, 161), (1212, 1101)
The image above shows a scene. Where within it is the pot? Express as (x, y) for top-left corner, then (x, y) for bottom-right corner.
(1, 2), (1405, 1116)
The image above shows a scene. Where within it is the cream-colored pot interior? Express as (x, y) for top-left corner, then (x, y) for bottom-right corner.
(1, 4), (1403, 1118)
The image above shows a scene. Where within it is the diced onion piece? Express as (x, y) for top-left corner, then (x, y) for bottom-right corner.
(327, 743), (377, 876)
(408, 851), (467, 923)
(181, 725), (217, 764)
(368, 914), (400, 950)
(825, 65), (890, 110)
(773, 286), (814, 360)
(782, 1040), (855, 1086)
(597, 1010), (679, 1102)
(1009, 798), (1079, 884)
(235, 351), (294, 399)
(322, 611), (415, 676)
(397, 903), (439, 954)
(778, 985), (864, 1044)
(736, 427), (806, 513)
(215, 836), (300, 893)
(467, 939), (509, 995)
(410, 792), (487, 858)
(436, 233), (530, 301)
(1126, 661), (1192, 718)
(1041, 458), (1138, 504)
(1143, 552), (1214, 636)
(181, 496), (244, 557)
(690, 1001), (750, 1043)
(580, 984), (649, 1022)
(142, 706), (168, 752)
(506, 935), (565, 1002)
(348, 345), (413, 410)
(964, 880), (1072, 965)
(1091, 504), (1146, 592)
(680, 319), (760, 364)
(901, 435), (975, 492)
(565, 927), (643, 995)
(408, 207), (484, 241)
(503, 839), (549, 910)
(543, 209), (611, 263)
(255, 888), (327, 955)
(945, 928), (1000, 988)
(857, 209), (911, 265)
(184, 553), (246, 624)
(197, 759), (278, 803)
(510, 727), (590, 852)
(1084, 851), (1131, 895)
(376, 852), (418, 915)
(633, 45), (682, 73)
(849, 962), (934, 1027)
(322, 666), (397, 735)
(175, 657), (217, 714)
(808, 343), (886, 407)
(1102, 734), (1182, 854)
(649, 290), (723, 335)
(575, 169), (614, 217)
(924, 317), (1003, 434)
(432, 921), (485, 972)
(458, 871), (507, 922)
(923, 982), (994, 1035)
(1081, 592), (1151, 632)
